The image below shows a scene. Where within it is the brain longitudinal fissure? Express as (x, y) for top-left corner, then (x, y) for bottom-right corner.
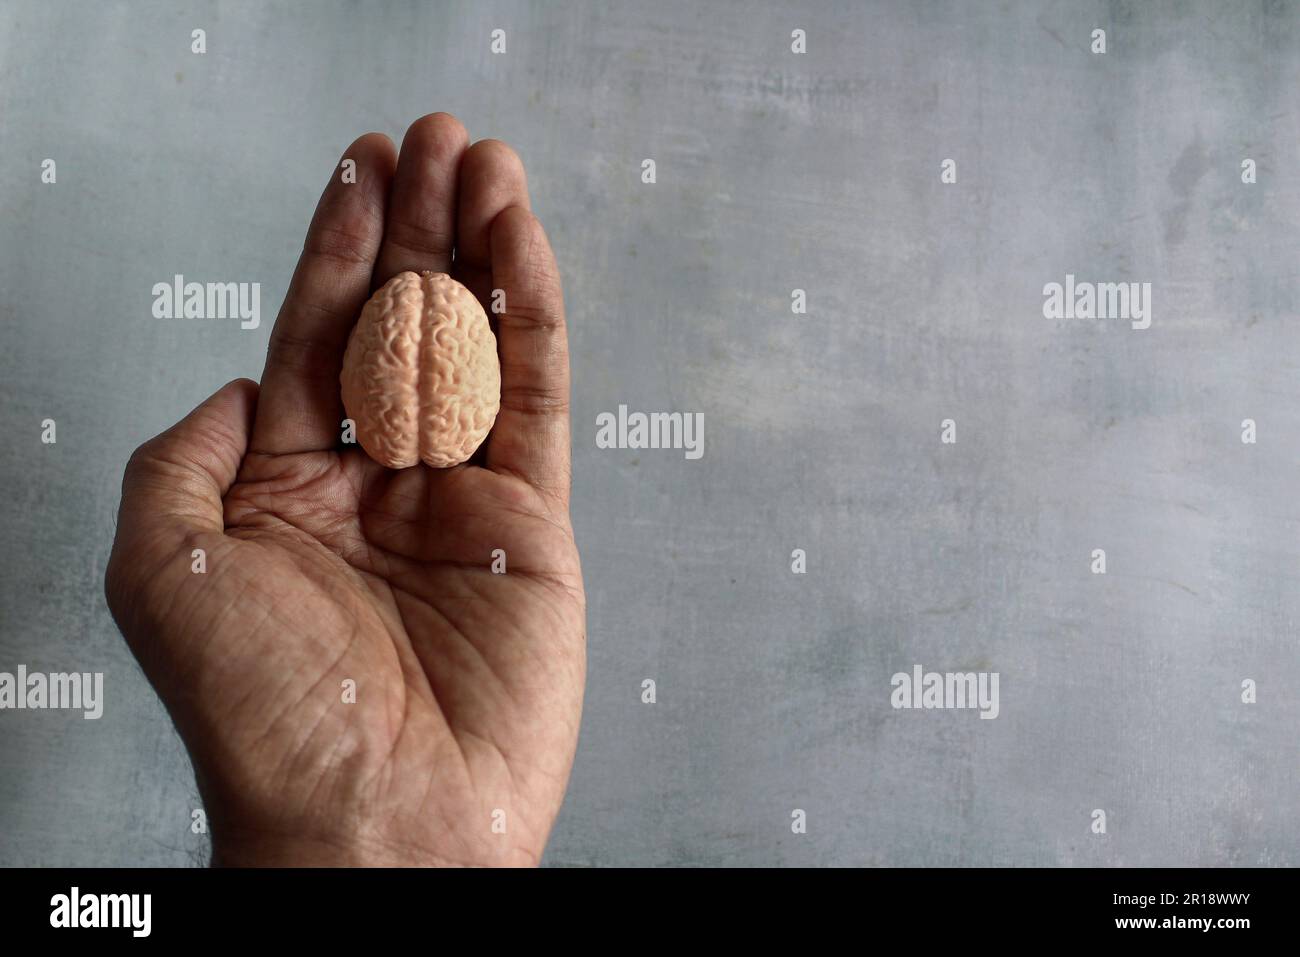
(340, 271), (501, 469)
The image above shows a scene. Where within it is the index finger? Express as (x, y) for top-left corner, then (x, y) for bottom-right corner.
(249, 132), (396, 456)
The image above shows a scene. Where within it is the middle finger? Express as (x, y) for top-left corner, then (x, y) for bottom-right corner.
(373, 112), (469, 283)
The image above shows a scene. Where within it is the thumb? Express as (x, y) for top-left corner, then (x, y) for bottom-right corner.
(107, 379), (258, 598)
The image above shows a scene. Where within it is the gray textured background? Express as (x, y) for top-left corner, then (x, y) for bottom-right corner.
(2, 0), (1297, 866)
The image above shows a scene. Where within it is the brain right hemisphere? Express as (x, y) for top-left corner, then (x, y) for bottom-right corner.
(340, 271), (501, 469)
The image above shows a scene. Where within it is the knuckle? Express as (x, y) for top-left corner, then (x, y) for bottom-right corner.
(499, 298), (564, 333)
(304, 221), (374, 268)
(384, 218), (455, 260)
(266, 328), (340, 379)
(499, 381), (570, 416)
(123, 438), (163, 479)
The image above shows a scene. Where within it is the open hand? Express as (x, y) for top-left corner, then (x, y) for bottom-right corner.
(105, 113), (585, 867)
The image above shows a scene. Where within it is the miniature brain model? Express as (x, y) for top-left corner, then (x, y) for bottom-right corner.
(340, 271), (501, 468)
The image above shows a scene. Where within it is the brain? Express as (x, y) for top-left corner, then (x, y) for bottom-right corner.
(340, 271), (501, 468)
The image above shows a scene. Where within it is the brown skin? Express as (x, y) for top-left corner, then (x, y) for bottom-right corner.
(104, 113), (585, 866)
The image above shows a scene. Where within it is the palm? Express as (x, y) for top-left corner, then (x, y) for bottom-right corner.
(107, 115), (584, 866)
(169, 449), (582, 865)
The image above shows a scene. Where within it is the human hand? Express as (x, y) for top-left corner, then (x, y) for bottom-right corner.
(105, 113), (585, 867)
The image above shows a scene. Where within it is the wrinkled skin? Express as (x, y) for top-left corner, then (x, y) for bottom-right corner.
(105, 113), (585, 866)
